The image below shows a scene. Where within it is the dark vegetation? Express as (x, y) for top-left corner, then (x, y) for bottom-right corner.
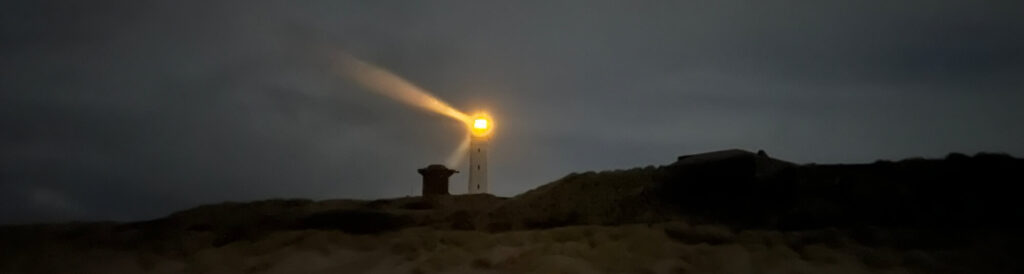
(299, 209), (412, 234)
(6, 149), (1021, 238)
(2, 149), (1022, 272)
(657, 150), (1024, 230)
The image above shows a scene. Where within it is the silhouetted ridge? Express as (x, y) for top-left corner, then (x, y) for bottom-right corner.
(9, 149), (1019, 250)
(659, 149), (799, 227)
(487, 149), (1024, 231)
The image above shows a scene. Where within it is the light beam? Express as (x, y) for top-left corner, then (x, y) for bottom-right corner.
(445, 134), (471, 168)
(333, 52), (495, 185)
(333, 52), (471, 124)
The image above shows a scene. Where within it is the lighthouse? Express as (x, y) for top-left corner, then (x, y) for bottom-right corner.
(468, 116), (491, 194)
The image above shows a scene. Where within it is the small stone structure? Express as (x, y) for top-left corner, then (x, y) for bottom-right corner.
(418, 164), (457, 196)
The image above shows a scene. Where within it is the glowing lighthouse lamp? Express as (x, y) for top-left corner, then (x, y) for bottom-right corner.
(468, 114), (493, 194)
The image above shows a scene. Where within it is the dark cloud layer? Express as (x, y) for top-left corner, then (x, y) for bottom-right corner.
(2, 0), (1023, 224)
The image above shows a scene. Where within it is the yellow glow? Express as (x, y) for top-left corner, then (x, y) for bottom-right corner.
(469, 114), (493, 137)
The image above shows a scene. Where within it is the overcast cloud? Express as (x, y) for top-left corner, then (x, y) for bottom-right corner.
(2, 0), (1023, 224)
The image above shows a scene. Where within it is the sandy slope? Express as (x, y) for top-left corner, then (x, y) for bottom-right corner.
(3, 222), (944, 274)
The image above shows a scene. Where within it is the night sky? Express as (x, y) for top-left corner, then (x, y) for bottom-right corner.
(2, 0), (1023, 224)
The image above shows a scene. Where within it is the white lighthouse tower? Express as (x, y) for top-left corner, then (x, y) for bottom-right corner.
(468, 116), (491, 194)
